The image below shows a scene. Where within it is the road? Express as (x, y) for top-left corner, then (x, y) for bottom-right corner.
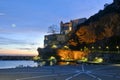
(0, 64), (120, 80)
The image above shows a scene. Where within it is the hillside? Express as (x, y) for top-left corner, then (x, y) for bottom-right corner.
(68, 0), (120, 51)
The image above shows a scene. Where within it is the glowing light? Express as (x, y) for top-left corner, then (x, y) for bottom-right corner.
(49, 56), (57, 66)
(106, 46), (109, 49)
(33, 56), (40, 60)
(63, 46), (69, 49)
(92, 46), (94, 49)
(98, 46), (101, 49)
(81, 57), (88, 62)
(51, 45), (57, 48)
(57, 49), (86, 60)
(94, 57), (103, 63)
(116, 46), (119, 49)
(80, 49), (83, 51)
(49, 56), (56, 60)
(97, 58), (103, 63)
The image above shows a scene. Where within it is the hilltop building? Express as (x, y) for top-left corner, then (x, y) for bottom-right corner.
(44, 34), (67, 48)
(60, 18), (86, 34)
(44, 18), (87, 48)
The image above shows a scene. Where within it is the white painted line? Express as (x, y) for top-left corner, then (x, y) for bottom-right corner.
(97, 78), (102, 80)
(65, 64), (85, 80)
(65, 76), (73, 80)
(65, 72), (82, 80)
(86, 73), (97, 78)
(73, 73), (82, 77)
(82, 64), (85, 72)
(86, 73), (102, 80)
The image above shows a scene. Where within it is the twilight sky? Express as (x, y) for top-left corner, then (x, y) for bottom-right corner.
(0, 0), (113, 56)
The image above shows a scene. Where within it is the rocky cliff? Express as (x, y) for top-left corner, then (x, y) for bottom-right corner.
(68, 0), (120, 51)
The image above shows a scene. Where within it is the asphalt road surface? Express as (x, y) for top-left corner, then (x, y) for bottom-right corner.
(0, 64), (120, 80)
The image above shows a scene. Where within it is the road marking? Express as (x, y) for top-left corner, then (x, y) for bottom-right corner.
(86, 73), (96, 78)
(3, 64), (120, 80)
(82, 64), (85, 72)
(65, 72), (82, 80)
(64, 64), (86, 80)
(86, 73), (102, 80)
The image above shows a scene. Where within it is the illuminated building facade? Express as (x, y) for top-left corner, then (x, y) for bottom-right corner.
(44, 34), (66, 48)
(44, 18), (87, 48)
(60, 18), (87, 34)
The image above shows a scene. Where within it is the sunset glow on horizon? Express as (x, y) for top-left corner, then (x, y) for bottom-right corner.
(0, 49), (38, 56)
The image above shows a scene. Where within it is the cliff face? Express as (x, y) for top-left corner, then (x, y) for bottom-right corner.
(69, 1), (120, 50)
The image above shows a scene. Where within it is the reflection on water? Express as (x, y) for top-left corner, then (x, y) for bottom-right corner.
(0, 60), (38, 69)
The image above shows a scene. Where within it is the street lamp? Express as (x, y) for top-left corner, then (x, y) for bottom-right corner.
(98, 46), (101, 53)
(98, 46), (101, 49)
(92, 46), (94, 49)
(106, 46), (109, 53)
(116, 46), (119, 54)
(106, 46), (109, 49)
(80, 48), (83, 51)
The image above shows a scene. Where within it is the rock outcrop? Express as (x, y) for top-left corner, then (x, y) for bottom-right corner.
(69, 0), (120, 51)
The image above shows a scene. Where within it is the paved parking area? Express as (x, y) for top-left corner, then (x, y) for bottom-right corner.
(0, 64), (120, 80)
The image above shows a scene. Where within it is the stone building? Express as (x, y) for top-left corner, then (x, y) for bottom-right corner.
(44, 34), (67, 48)
(44, 18), (87, 48)
(60, 18), (87, 34)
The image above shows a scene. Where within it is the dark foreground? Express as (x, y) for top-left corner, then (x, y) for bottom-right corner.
(0, 64), (120, 80)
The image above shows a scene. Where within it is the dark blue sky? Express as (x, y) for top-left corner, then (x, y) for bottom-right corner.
(0, 0), (113, 56)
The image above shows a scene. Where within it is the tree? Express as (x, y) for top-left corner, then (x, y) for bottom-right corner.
(48, 25), (59, 34)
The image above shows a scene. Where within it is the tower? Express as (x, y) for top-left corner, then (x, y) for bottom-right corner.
(60, 21), (63, 34)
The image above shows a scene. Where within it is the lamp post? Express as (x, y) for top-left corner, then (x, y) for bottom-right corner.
(106, 46), (109, 53)
(98, 46), (101, 49)
(91, 46), (95, 53)
(92, 46), (94, 49)
(116, 46), (119, 54)
(80, 48), (83, 51)
(98, 46), (101, 53)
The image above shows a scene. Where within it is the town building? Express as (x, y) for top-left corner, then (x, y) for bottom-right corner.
(44, 34), (67, 48)
(44, 18), (87, 48)
(60, 18), (87, 34)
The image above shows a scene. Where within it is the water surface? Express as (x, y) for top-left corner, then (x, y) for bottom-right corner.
(0, 60), (38, 69)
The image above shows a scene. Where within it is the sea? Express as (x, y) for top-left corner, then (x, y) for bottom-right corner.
(0, 60), (38, 69)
